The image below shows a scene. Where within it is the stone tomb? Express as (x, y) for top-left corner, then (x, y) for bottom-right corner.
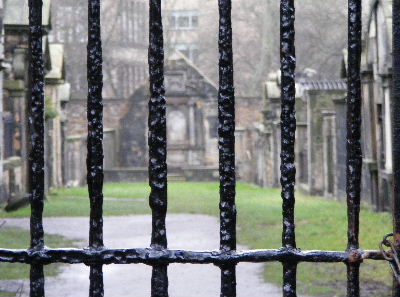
(105, 52), (219, 182)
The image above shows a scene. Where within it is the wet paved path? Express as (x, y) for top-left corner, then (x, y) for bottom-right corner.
(3, 214), (287, 297)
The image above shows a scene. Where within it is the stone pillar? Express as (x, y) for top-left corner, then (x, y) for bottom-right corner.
(234, 127), (245, 180)
(332, 97), (347, 200)
(188, 102), (196, 165)
(0, 0), (3, 201)
(295, 122), (308, 189)
(383, 77), (393, 173)
(361, 69), (379, 210)
(380, 74), (393, 210)
(4, 79), (27, 193)
(321, 109), (336, 197)
(272, 120), (281, 188)
(0, 69), (3, 200)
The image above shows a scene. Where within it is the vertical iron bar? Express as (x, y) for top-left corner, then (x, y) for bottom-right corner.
(346, 263), (360, 297)
(89, 264), (104, 297)
(30, 265), (45, 297)
(392, 0), (400, 295)
(148, 0), (168, 296)
(346, 0), (362, 296)
(29, 0), (45, 252)
(218, 0), (236, 296)
(28, 0), (45, 296)
(280, 0), (297, 295)
(283, 262), (297, 297)
(87, 0), (104, 296)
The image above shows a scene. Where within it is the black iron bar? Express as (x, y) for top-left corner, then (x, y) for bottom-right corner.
(280, 0), (297, 295)
(346, 263), (360, 297)
(392, 0), (400, 295)
(30, 265), (44, 297)
(218, 0), (236, 295)
(148, 0), (168, 295)
(87, 0), (104, 252)
(89, 264), (104, 297)
(346, 0), (362, 296)
(0, 248), (385, 265)
(283, 262), (297, 297)
(87, 0), (104, 296)
(28, 0), (45, 296)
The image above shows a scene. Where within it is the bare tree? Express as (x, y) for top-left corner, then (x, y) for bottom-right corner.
(50, 0), (148, 99)
(174, 0), (347, 98)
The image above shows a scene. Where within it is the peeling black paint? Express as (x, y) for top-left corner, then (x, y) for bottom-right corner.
(283, 262), (297, 297)
(0, 247), (385, 265)
(148, 0), (168, 295)
(87, 0), (104, 296)
(220, 264), (236, 297)
(280, 0), (296, 252)
(28, 0), (45, 296)
(393, 0), (400, 239)
(151, 265), (168, 297)
(346, 0), (362, 296)
(346, 263), (360, 297)
(346, 0), (362, 253)
(393, 0), (400, 295)
(30, 264), (44, 297)
(89, 265), (104, 297)
(14, 0), (397, 296)
(28, 0), (45, 253)
(218, 0), (236, 296)
(87, 0), (104, 250)
(280, 0), (297, 295)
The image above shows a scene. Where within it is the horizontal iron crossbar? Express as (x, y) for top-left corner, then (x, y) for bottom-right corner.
(0, 248), (384, 265)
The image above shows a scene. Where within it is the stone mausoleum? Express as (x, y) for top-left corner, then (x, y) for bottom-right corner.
(104, 51), (219, 182)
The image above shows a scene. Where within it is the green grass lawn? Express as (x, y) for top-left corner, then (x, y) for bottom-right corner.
(0, 225), (75, 296)
(0, 182), (393, 296)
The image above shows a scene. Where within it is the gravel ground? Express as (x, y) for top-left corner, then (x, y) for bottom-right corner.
(2, 214), (290, 297)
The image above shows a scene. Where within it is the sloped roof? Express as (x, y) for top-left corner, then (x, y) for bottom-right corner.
(298, 80), (347, 91)
(4, 0), (51, 29)
(263, 69), (346, 100)
(167, 51), (218, 91)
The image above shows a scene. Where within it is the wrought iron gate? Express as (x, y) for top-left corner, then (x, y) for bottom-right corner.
(2, 0), (400, 296)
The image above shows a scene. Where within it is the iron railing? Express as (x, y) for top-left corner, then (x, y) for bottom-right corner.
(1, 0), (399, 296)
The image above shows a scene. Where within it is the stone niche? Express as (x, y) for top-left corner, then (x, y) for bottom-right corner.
(106, 51), (219, 182)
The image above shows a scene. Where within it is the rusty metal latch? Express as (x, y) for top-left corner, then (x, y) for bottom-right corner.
(380, 233), (400, 284)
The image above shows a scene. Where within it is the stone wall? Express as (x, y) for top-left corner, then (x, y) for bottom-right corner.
(234, 97), (265, 184)
(63, 129), (121, 186)
(64, 99), (130, 137)
(260, 72), (348, 201)
(305, 89), (345, 195)
(63, 136), (86, 187)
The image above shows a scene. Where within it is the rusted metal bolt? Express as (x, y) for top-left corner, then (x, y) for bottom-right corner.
(348, 249), (363, 263)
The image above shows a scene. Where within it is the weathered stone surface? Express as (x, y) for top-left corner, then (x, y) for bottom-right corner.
(260, 71), (347, 199)
(115, 52), (220, 181)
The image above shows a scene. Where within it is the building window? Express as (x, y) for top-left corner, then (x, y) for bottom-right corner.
(173, 44), (199, 63)
(178, 16), (189, 27)
(168, 11), (199, 30)
(191, 15), (198, 27)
